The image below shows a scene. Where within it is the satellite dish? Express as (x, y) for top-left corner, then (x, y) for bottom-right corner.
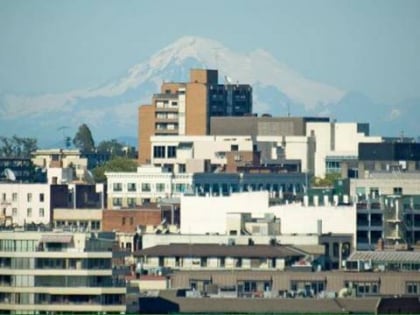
(4, 168), (16, 181)
(224, 75), (233, 84)
(85, 170), (95, 184)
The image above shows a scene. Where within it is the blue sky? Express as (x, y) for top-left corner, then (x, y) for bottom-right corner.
(0, 0), (419, 104)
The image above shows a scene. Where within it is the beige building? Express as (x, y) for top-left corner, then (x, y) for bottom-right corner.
(32, 149), (89, 184)
(0, 231), (127, 314)
(138, 69), (252, 164)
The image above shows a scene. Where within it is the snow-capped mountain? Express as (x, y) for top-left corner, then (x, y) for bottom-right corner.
(0, 36), (418, 147)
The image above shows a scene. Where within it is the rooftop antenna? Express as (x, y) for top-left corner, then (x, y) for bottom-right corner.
(58, 126), (71, 149)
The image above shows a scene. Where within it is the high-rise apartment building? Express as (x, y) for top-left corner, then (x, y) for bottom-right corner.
(138, 69), (252, 164)
(0, 231), (127, 314)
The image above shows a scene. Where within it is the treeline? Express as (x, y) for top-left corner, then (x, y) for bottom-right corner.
(0, 136), (37, 158)
(73, 124), (136, 158)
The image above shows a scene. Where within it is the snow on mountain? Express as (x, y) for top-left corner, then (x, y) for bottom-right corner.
(0, 36), (418, 146)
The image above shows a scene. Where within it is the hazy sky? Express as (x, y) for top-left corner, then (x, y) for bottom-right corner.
(0, 0), (419, 105)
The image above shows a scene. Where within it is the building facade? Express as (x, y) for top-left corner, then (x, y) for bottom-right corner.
(106, 166), (193, 208)
(138, 69), (252, 164)
(0, 231), (127, 314)
(355, 194), (420, 250)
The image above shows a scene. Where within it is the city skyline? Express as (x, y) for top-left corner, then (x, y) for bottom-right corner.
(1, 0), (420, 145)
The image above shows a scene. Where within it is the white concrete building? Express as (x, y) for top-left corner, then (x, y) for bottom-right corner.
(150, 135), (254, 173)
(106, 165), (193, 208)
(306, 122), (382, 177)
(180, 191), (356, 244)
(256, 135), (315, 173)
(180, 191), (269, 234)
(149, 122), (381, 178)
(0, 183), (51, 226)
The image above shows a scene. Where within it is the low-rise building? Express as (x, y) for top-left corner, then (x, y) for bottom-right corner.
(135, 243), (307, 273)
(180, 192), (356, 238)
(106, 166), (193, 208)
(345, 250), (420, 272)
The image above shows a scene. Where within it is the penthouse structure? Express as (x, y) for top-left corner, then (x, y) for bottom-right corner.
(212, 117), (381, 177)
(138, 69), (252, 164)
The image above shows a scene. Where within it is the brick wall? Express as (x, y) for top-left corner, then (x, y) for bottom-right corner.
(102, 209), (162, 233)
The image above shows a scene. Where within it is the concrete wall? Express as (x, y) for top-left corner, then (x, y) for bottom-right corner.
(180, 191), (355, 241)
(350, 175), (420, 198)
(0, 183), (51, 226)
(270, 203), (356, 236)
(150, 135), (254, 169)
(306, 122), (382, 178)
(102, 209), (162, 233)
(180, 191), (269, 234)
(106, 166), (192, 208)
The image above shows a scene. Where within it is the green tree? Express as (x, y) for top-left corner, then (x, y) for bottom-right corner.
(311, 172), (342, 187)
(73, 124), (95, 153)
(0, 136), (37, 158)
(92, 157), (137, 182)
(97, 139), (137, 159)
(97, 139), (124, 157)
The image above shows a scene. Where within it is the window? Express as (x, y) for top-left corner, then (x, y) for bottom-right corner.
(27, 208), (32, 217)
(1, 193), (5, 201)
(231, 144), (239, 151)
(200, 257), (208, 267)
(12, 193), (17, 201)
(122, 217), (126, 225)
(167, 146), (177, 158)
(127, 198), (136, 207)
(153, 146), (166, 158)
(290, 280), (326, 296)
(130, 217), (134, 225)
(175, 183), (186, 193)
(156, 183), (165, 192)
(344, 281), (380, 296)
(333, 242), (339, 258)
(12, 208), (17, 216)
(112, 198), (122, 206)
(113, 183), (122, 192)
(91, 221), (100, 230)
(406, 282), (420, 295)
(39, 193), (44, 202)
(27, 193), (32, 202)
(178, 164), (186, 173)
(369, 187), (379, 197)
(393, 187), (403, 195)
(141, 183), (151, 192)
(236, 258), (242, 267)
(127, 183), (136, 192)
(39, 208), (45, 217)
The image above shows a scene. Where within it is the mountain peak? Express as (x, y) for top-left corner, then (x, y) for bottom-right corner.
(147, 36), (225, 71)
(0, 36), (364, 146)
